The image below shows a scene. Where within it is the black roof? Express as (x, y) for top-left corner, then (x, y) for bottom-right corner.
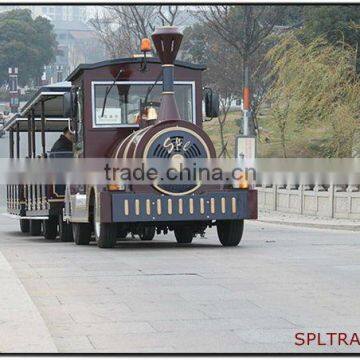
(66, 57), (206, 82)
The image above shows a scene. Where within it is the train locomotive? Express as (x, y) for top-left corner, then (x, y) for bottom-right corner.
(6, 26), (258, 248)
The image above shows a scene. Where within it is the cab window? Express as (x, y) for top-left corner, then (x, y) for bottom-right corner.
(92, 82), (194, 127)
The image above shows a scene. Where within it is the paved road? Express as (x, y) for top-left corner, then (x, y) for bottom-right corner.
(0, 216), (359, 353)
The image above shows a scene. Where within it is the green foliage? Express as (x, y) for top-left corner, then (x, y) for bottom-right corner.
(279, 5), (304, 27)
(182, 23), (241, 98)
(0, 9), (57, 86)
(266, 32), (360, 157)
(302, 6), (360, 72)
(303, 6), (360, 47)
(182, 22), (242, 156)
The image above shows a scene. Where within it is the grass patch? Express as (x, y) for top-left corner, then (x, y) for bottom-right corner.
(203, 109), (331, 158)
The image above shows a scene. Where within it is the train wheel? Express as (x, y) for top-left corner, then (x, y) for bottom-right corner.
(59, 214), (74, 242)
(20, 219), (29, 233)
(73, 223), (91, 245)
(174, 227), (193, 244)
(95, 222), (117, 248)
(29, 220), (42, 236)
(43, 217), (58, 240)
(217, 219), (244, 247)
(139, 226), (155, 241)
(94, 205), (117, 248)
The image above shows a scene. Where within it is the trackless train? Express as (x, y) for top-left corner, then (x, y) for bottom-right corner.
(5, 26), (257, 248)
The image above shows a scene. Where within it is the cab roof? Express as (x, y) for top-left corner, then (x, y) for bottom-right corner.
(66, 57), (206, 82)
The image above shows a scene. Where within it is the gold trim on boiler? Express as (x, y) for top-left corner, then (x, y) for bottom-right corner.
(142, 126), (211, 197)
(114, 131), (136, 158)
(123, 127), (148, 159)
(143, 126), (211, 160)
(152, 181), (202, 197)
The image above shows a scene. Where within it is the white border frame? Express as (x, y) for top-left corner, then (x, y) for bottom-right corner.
(91, 80), (196, 128)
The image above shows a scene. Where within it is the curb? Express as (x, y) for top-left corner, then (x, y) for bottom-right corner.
(0, 251), (58, 353)
(256, 218), (360, 231)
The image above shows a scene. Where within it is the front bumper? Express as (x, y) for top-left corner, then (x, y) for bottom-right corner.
(105, 190), (257, 223)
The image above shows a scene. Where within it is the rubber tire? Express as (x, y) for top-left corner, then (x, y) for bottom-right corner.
(73, 223), (92, 245)
(29, 220), (42, 236)
(59, 215), (74, 242)
(139, 226), (155, 241)
(217, 219), (244, 247)
(20, 219), (29, 233)
(95, 223), (117, 249)
(174, 227), (193, 244)
(94, 204), (117, 248)
(43, 217), (58, 240)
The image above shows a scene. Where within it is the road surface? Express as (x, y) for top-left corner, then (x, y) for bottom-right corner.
(0, 215), (359, 353)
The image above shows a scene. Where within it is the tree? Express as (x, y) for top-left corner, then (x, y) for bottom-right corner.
(303, 6), (360, 46)
(278, 5), (304, 27)
(266, 32), (360, 157)
(196, 6), (287, 134)
(183, 23), (242, 157)
(302, 6), (360, 71)
(0, 9), (57, 86)
(90, 5), (180, 58)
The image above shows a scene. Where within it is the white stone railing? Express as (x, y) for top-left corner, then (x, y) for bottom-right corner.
(257, 185), (360, 220)
(1, 183), (359, 220)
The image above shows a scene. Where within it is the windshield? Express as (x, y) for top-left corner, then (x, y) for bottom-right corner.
(93, 82), (194, 127)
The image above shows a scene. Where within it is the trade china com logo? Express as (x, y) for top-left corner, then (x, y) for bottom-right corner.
(295, 333), (360, 347)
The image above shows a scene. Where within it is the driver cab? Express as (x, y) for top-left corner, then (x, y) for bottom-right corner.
(66, 57), (206, 158)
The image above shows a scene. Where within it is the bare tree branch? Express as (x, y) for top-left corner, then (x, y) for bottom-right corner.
(90, 5), (181, 58)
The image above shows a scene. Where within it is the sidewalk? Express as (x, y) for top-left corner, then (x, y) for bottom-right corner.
(0, 250), (57, 353)
(258, 210), (360, 231)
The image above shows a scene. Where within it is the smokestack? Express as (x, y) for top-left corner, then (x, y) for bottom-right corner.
(151, 26), (183, 122)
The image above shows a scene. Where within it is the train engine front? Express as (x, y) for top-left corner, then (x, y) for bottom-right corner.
(70, 26), (258, 248)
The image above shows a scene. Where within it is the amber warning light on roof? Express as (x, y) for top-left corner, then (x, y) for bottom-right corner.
(141, 38), (152, 53)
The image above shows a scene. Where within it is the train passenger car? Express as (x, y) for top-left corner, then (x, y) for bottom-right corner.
(4, 82), (74, 241)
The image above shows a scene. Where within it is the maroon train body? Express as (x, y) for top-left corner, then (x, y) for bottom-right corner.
(5, 26), (257, 248)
